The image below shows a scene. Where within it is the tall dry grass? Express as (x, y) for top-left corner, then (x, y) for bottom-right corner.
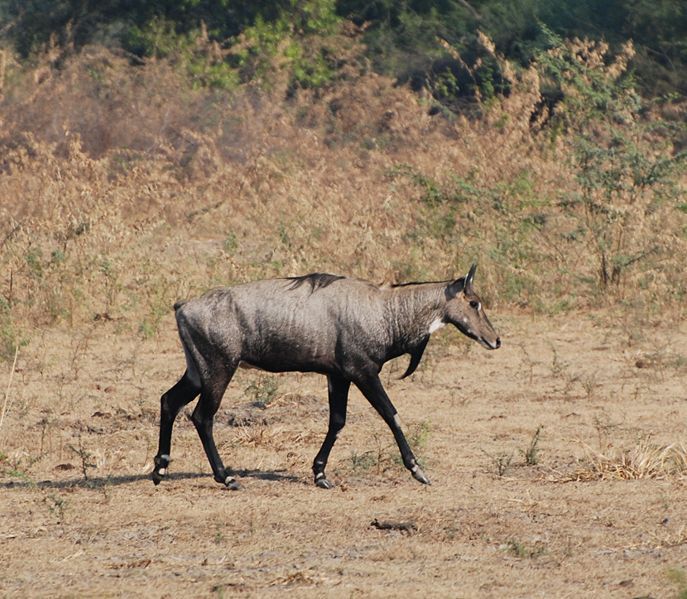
(569, 439), (687, 481)
(0, 37), (684, 352)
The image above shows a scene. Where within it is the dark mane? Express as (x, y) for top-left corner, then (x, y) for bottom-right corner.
(286, 273), (345, 292)
(391, 279), (453, 288)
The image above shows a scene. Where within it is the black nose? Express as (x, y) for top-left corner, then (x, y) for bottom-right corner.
(495, 337), (501, 349)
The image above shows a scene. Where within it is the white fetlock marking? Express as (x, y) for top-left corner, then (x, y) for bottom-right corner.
(158, 467), (167, 476)
(160, 454), (170, 462)
(315, 472), (325, 480)
(225, 476), (236, 485)
(411, 464), (419, 473)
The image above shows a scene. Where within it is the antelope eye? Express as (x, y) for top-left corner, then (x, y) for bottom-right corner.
(469, 300), (479, 309)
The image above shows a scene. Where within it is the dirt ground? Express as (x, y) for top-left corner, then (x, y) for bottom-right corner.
(1, 310), (686, 598)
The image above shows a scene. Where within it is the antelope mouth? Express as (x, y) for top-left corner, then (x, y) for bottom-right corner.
(480, 336), (501, 350)
(453, 322), (501, 350)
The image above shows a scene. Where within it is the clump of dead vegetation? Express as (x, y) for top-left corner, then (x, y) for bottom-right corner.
(569, 440), (687, 481)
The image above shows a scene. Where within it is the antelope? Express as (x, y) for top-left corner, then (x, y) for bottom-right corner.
(152, 264), (500, 489)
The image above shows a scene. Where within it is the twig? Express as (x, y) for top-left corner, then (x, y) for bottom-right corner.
(371, 518), (417, 534)
(0, 345), (20, 436)
(456, 0), (481, 19)
(0, 49), (6, 95)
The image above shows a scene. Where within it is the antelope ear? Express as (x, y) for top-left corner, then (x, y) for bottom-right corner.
(446, 277), (465, 298)
(465, 263), (477, 292)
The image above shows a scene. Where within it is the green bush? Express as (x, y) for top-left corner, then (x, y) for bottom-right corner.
(536, 32), (686, 291)
(2, 1), (686, 97)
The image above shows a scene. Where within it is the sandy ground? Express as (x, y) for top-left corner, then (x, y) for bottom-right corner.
(1, 310), (686, 598)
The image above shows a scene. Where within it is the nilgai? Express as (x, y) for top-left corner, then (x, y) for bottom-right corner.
(152, 264), (500, 489)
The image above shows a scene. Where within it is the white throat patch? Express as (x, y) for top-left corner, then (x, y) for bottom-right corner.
(428, 318), (445, 335)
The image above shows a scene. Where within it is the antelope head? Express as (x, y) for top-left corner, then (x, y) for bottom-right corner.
(444, 263), (501, 350)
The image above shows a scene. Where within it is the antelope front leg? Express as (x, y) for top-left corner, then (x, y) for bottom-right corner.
(353, 373), (430, 485)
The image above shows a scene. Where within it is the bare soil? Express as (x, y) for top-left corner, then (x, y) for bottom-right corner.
(2, 312), (687, 598)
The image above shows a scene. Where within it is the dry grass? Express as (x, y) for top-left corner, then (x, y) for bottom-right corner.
(0, 345), (18, 437)
(0, 40), (683, 354)
(570, 440), (687, 481)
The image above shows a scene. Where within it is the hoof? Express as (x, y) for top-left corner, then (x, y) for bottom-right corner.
(411, 465), (431, 485)
(152, 455), (169, 486)
(314, 472), (334, 489)
(151, 469), (165, 486)
(315, 477), (334, 489)
(224, 476), (241, 491)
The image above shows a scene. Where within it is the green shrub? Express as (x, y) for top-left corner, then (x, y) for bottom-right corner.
(537, 31), (686, 293)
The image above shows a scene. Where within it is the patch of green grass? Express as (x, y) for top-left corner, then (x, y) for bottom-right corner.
(138, 276), (174, 339)
(408, 421), (431, 450)
(667, 567), (687, 599)
(522, 425), (543, 466)
(25, 247), (44, 280)
(483, 450), (513, 477)
(2, 452), (37, 484)
(244, 376), (280, 409)
(44, 493), (68, 523)
(350, 450), (380, 473)
(223, 232), (238, 253)
(69, 438), (96, 481)
(504, 539), (546, 559)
